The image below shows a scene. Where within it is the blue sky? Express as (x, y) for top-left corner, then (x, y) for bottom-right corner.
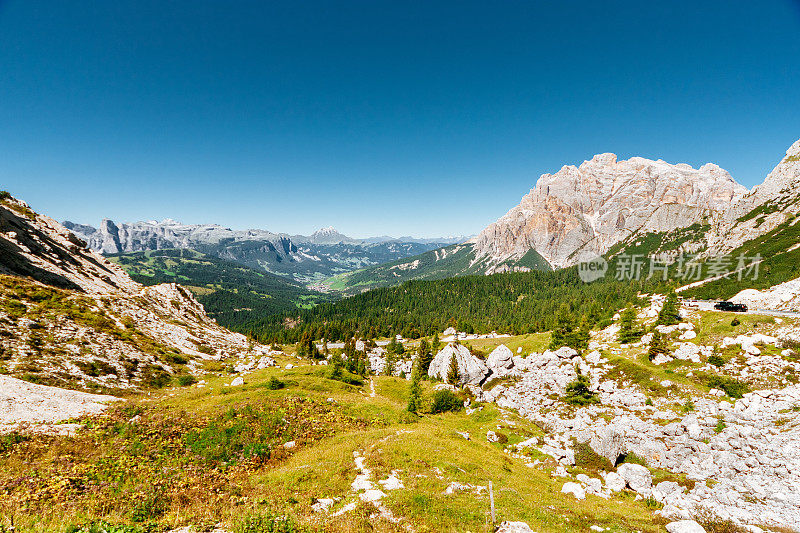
(1, 1), (799, 237)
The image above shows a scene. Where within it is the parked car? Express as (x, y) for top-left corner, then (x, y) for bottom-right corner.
(714, 301), (748, 312)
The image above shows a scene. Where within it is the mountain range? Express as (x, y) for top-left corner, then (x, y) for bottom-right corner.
(63, 219), (466, 284)
(328, 138), (800, 293)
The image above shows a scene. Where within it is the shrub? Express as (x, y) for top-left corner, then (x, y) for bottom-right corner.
(619, 451), (647, 466)
(573, 441), (613, 472)
(233, 510), (305, 533)
(177, 374), (197, 387)
(0, 190), (10, 201)
(429, 389), (463, 414)
(708, 355), (726, 367)
(495, 431), (508, 444)
(730, 318), (740, 327)
(706, 375), (749, 398)
(563, 369), (599, 405)
(141, 366), (172, 388)
(267, 376), (285, 390)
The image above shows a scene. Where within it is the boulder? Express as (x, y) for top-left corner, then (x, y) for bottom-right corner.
(589, 426), (624, 464)
(230, 376), (244, 387)
(561, 482), (585, 500)
(428, 343), (490, 385)
(665, 520), (706, 533)
(486, 344), (514, 371)
(495, 522), (535, 533)
(603, 471), (625, 493)
(617, 463), (652, 497)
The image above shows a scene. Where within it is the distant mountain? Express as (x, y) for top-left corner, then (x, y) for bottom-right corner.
(329, 140), (800, 293)
(63, 220), (458, 285)
(0, 194), (270, 392)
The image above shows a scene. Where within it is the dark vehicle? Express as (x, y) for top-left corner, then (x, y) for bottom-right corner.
(714, 301), (748, 312)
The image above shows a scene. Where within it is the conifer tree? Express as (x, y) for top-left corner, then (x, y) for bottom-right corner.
(446, 352), (460, 385)
(432, 332), (441, 354)
(648, 329), (669, 361)
(407, 362), (423, 413)
(657, 290), (680, 326)
(617, 307), (644, 344)
(417, 339), (432, 374)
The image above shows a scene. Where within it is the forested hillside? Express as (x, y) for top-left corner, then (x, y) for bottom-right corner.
(107, 249), (327, 330)
(245, 267), (647, 343)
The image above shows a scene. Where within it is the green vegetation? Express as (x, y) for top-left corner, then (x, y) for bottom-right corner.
(548, 305), (589, 351)
(563, 368), (598, 406)
(107, 249), (327, 330)
(657, 290), (679, 326)
(705, 375), (749, 398)
(247, 266), (644, 343)
(429, 389), (463, 413)
(647, 330), (669, 362)
(617, 307), (644, 344)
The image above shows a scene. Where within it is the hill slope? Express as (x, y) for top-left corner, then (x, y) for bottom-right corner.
(0, 193), (270, 393)
(106, 249), (327, 330)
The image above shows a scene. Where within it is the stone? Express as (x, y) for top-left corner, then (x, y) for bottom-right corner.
(561, 482), (585, 500)
(589, 426), (624, 464)
(230, 376), (244, 387)
(428, 343), (490, 385)
(603, 471), (625, 493)
(495, 522), (535, 533)
(616, 463), (652, 497)
(665, 520), (706, 533)
(487, 344), (515, 371)
(487, 430), (499, 443)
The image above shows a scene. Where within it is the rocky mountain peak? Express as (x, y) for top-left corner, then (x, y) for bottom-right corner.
(472, 153), (748, 269)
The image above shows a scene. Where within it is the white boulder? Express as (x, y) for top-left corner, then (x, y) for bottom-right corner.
(428, 343), (489, 385)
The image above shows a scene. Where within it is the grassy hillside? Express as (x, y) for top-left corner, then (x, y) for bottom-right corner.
(325, 243), (551, 294)
(107, 249), (329, 330)
(0, 361), (663, 532)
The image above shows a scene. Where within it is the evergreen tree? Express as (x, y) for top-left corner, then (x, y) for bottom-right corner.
(657, 290), (680, 326)
(617, 307), (644, 344)
(648, 329), (669, 361)
(329, 353), (343, 380)
(446, 352), (460, 385)
(407, 362), (423, 413)
(563, 366), (598, 405)
(384, 349), (396, 376)
(431, 332), (441, 354)
(548, 306), (589, 351)
(417, 339), (432, 374)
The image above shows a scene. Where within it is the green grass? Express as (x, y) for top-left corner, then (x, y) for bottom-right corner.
(0, 363), (663, 533)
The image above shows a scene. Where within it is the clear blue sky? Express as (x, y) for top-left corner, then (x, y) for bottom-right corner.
(1, 1), (799, 237)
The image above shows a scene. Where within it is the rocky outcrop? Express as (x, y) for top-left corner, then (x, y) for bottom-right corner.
(730, 276), (800, 311)
(428, 344), (489, 385)
(0, 194), (269, 392)
(471, 153), (747, 268)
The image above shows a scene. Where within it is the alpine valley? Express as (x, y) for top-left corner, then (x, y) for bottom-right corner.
(4, 137), (800, 533)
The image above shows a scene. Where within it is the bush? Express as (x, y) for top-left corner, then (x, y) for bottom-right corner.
(707, 355), (726, 367)
(563, 369), (599, 405)
(706, 375), (749, 398)
(573, 441), (613, 471)
(0, 191), (10, 201)
(730, 318), (740, 327)
(234, 510), (305, 533)
(429, 389), (463, 414)
(177, 374), (198, 387)
(267, 376), (285, 390)
(141, 366), (172, 388)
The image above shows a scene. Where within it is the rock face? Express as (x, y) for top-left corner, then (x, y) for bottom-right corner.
(0, 194), (270, 393)
(428, 344), (489, 385)
(730, 276), (800, 311)
(471, 153), (747, 268)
